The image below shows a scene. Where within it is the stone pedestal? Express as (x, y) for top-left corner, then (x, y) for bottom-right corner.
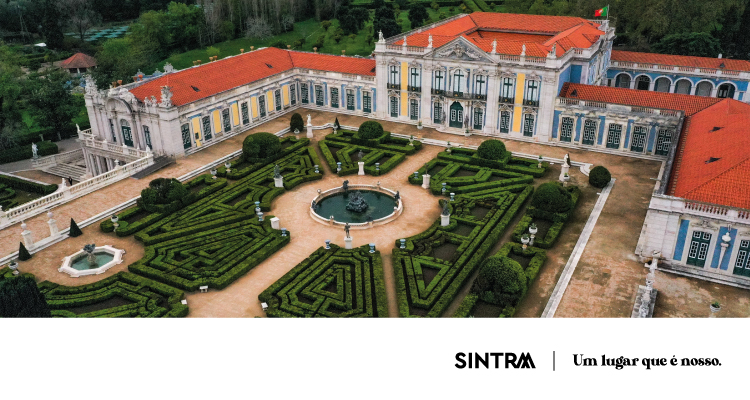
(559, 163), (570, 182)
(270, 217), (280, 230)
(307, 124), (313, 138)
(422, 174), (431, 189)
(21, 226), (35, 250)
(48, 218), (59, 237)
(358, 162), (365, 176)
(345, 236), (353, 249)
(274, 176), (284, 188)
(441, 214), (450, 227)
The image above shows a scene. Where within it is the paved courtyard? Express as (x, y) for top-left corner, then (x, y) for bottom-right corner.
(4, 108), (750, 318)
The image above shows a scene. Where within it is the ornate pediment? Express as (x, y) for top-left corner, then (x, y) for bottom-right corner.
(388, 90), (399, 97)
(523, 107), (538, 115)
(433, 38), (493, 63)
(690, 219), (719, 230)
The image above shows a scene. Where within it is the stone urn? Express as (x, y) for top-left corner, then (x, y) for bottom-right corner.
(521, 234), (530, 250)
(710, 302), (721, 314)
(529, 223), (538, 246)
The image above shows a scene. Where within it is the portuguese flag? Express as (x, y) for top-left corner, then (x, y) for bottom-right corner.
(594, 6), (609, 17)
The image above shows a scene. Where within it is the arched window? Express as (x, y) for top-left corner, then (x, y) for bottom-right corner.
(717, 83), (735, 99)
(696, 81), (713, 97)
(675, 79), (692, 95)
(635, 75), (651, 90)
(654, 77), (671, 93)
(615, 74), (631, 88)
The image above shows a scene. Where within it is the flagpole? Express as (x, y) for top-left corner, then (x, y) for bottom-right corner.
(607, 4), (610, 21)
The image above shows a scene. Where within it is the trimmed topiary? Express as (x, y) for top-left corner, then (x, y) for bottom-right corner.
(476, 139), (506, 160)
(290, 113), (304, 133)
(358, 121), (384, 139)
(531, 182), (573, 213)
(69, 218), (83, 237)
(471, 256), (527, 307)
(334, 117), (341, 130)
(18, 242), (31, 261)
(589, 166), (611, 188)
(242, 132), (281, 160)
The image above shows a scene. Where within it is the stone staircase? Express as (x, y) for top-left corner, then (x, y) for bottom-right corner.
(44, 163), (87, 182)
(130, 155), (175, 179)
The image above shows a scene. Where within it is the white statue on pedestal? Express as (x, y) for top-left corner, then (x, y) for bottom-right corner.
(307, 114), (312, 125)
(31, 143), (38, 158)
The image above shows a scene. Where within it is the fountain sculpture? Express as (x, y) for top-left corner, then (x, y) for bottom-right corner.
(83, 244), (97, 266)
(346, 191), (369, 213)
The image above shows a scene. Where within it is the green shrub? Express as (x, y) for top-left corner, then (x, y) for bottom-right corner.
(18, 242), (32, 261)
(589, 166), (611, 188)
(477, 139), (507, 160)
(290, 113), (304, 133)
(531, 182), (572, 214)
(0, 140), (58, 164)
(243, 132), (281, 160)
(0, 276), (51, 317)
(321, 20), (332, 30)
(0, 173), (58, 195)
(471, 256), (527, 307)
(358, 121), (384, 139)
(138, 178), (190, 213)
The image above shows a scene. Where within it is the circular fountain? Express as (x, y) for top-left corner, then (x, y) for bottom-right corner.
(59, 244), (125, 278)
(310, 181), (403, 229)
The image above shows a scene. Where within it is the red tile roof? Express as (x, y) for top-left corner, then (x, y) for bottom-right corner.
(60, 52), (97, 69)
(393, 12), (603, 57)
(129, 48), (375, 106)
(667, 99), (750, 209)
(611, 50), (750, 72)
(559, 83), (722, 116)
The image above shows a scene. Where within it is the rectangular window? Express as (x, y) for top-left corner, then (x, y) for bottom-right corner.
(734, 240), (750, 277)
(687, 231), (712, 267)
(222, 109), (231, 132)
(390, 97), (398, 117)
(347, 90), (355, 110)
(363, 92), (372, 113)
(434, 70), (444, 91)
(475, 75), (486, 97)
(259, 96), (266, 117)
(606, 124), (622, 149)
(655, 128), (673, 156)
(523, 114), (535, 137)
(301, 84), (309, 104)
(315, 86), (323, 106)
(389, 66), (399, 86)
(473, 108), (483, 129)
(143, 126), (152, 149)
(499, 111), (511, 133)
(290, 85), (296, 105)
(181, 124), (191, 149)
(501, 78), (515, 102)
(582, 119), (597, 145)
(410, 68), (420, 89)
(331, 88), (339, 108)
(524, 80), (540, 106)
(434, 102), (442, 124)
(202, 116), (212, 140)
(275, 90), (282, 111)
(452, 70), (464, 94)
(560, 117), (573, 142)
(410, 99), (418, 120)
(631, 125), (647, 152)
(241, 102), (249, 125)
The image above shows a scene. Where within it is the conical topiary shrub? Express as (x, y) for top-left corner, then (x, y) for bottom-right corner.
(18, 242), (31, 261)
(69, 218), (83, 237)
(334, 117), (340, 129)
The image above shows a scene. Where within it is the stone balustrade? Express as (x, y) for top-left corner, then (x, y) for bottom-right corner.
(30, 148), (84, 169)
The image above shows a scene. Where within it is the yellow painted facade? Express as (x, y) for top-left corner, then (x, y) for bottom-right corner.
(267, 91), (274, 111)
(251, 97), (258, 118)
(512, 73), (526, 132)
(212, 110), (221, 134)
(400, 62), (408, 116)
(283, 86), (290, 105)
(231, 103), (240, 126)
(191, 117), (201, 141)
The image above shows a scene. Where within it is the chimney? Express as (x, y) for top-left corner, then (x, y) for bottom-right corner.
(240, 48), (244, 54)
(718, 53), (723, 59)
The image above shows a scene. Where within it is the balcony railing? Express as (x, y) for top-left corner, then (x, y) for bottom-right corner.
(431, 89), (445, 95)
(473, 94), (487, 100)
(499, 96), (515, 104)
(387, 83), (401, 90)
(408, 85), (421, 93)
(523, 99), (540, 107)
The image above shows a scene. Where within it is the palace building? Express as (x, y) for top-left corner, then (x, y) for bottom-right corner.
(78, 12), (750, 286)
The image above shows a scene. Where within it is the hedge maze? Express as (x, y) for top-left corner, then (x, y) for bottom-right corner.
(0, 269), (187, 318)
(260, 244), (388, 318)
(318, 128), (423, 176)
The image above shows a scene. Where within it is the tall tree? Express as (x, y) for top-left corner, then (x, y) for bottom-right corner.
(0, 46), (24, 151)
(41, 0), (64, 49)
(61, 0), (102, 42)
(374, 6), (400, 39)
(408, 3), (429, 28)
(26, 69), (82, 141)
(0, 276), (51, 318)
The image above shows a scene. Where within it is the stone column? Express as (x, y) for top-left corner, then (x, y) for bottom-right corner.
(274, 176), (284, 188)
(358, 161), (365, 175)
(21, 221), (35, 250)
(421, 66), (433, 127)
(422, 174), (431, 189)
(47, 211), (59, 237)
(441, 213), (450, 227)
(345, 236), (353, 249)
(270, 217), (280, 230)
(483, 72), (499, 135)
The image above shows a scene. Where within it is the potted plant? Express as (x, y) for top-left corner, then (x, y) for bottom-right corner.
(446, 141), (451, 153)
(562, 172), (570, 182)
(710, 301), (721, 313)
(465, 128), (470, 137)
(537, 155), (543, 169)
(529, 223), (538, 236)
(521, 234), (530, 250)
(409, 135), (414, 145)
(417, 121), (423, 130)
